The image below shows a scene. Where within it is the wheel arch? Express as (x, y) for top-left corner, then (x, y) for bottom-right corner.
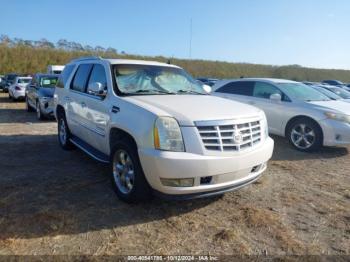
(56, 104), (65, 119)
(109, 127), (138, 153)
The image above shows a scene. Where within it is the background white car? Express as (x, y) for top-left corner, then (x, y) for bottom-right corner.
(213, 78), (350, 152)
(8, 76), (32, 101)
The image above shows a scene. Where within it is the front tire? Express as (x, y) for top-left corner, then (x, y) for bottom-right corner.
(57, 113), (74, 150)
(110, 140), (152, 203)
(286, 117), (323, 152)
(26, 97), (34, 112)
(36, 101), (45, 120)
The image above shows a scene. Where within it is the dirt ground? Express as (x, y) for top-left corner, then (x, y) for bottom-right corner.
(0, 92), (349, 256)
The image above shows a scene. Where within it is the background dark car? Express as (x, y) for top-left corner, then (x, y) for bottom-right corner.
(0, 73), (19, 92)
(25, 74), (59, 120)
(322, 80), (345, 87)
(197, 77), (219, 87)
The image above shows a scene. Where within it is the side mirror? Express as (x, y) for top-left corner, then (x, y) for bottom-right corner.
(202, 84), (212, 93)
(270, 93), (282, 102)
(87, 82), (106, 97)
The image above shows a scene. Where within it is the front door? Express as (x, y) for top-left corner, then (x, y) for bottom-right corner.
(251, 81), (290, 135)
(80, 64), (110, 154)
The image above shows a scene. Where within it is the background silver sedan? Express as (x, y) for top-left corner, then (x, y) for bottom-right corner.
(213, 78), (350, 152)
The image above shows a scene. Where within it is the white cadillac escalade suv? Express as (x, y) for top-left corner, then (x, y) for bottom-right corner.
(54, 57), (274, 203)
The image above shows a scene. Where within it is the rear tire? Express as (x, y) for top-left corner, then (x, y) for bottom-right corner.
(286, 117), (323, 152)
(110, 140), (152, 203)
(57, 112), (74, 150)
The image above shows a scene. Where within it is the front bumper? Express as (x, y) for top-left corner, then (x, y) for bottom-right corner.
(139, 137), (274, 197)
(39, 99), (54, 117)
(320, 119), (350, 146)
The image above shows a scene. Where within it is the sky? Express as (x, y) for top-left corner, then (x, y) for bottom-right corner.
(1, 0), (350, 69)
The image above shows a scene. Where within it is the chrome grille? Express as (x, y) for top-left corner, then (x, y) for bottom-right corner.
(196, 120), (262, 152)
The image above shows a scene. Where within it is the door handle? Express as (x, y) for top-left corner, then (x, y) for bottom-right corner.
(248, 101), (256, 105)
(81, 102), (86, 108)
(111, 106), (120, 113)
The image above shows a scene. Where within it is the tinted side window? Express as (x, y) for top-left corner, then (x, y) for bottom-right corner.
(71, 64), (93, 92)
(57, 64), (75, 88)
(88, 64), (107, 89)
(253, 82), (282, 99)
(216, 81), (254, 96)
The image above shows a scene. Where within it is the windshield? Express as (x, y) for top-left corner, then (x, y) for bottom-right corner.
(17, 78), (31, 84)
(40, 76), (58, 87)
(276, 83), (331, 102)
(113, 65), (206, 95)
(328, 87), (350, 99)
(314, 86), (341, 100)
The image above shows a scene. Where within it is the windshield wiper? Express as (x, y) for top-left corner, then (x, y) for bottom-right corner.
(176, 90), (207, 95)
(130, 89), (175, 95)
(306, 99), (330, 102)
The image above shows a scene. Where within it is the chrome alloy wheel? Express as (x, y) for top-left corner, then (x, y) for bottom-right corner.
(113, 150), (135, 194)
(291, 123), (315, 150)
(59, 119), (67, 145)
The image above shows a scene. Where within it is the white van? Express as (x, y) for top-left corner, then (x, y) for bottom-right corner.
(47, 65), (65, 75)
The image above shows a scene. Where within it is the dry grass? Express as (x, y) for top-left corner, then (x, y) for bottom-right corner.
(0, 93), (349, 256)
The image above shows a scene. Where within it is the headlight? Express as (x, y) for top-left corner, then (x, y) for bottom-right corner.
(259, 112), (269, 139)
(154, 117), (185, 152)
(325, 112), (350, 124)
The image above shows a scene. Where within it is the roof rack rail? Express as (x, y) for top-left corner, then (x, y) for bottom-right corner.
(71, 56), (103, 62)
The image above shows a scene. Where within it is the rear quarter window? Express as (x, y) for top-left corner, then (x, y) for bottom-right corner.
(56, 64), (75, 88)
(216, 81), (254, 96)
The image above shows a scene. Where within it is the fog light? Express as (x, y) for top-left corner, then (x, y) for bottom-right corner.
(160, 178), (194, 187)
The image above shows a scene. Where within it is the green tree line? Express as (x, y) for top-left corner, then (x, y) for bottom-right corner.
(0, 35), (349, 82)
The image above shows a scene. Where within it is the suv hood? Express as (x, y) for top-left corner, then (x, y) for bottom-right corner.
(38, 87), (55, 98)
(127, 95), (263, 126)
(308, 100), (350, 115)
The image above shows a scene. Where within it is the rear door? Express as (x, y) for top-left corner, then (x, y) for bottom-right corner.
(215, 81), (255, 104)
